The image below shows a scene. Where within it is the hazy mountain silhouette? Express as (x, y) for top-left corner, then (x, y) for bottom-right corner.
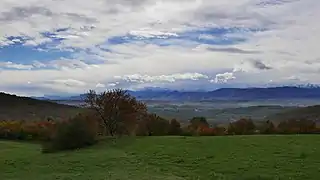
(40, 86), (320, 101)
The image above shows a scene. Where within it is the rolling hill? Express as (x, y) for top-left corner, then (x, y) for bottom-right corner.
(265, 105), (320, 123)
(0, 92), (81, 121)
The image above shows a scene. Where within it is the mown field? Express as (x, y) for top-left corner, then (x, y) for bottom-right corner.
(1, 135), (320, 180)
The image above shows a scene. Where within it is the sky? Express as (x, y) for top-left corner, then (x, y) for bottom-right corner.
(0, 0), (320, 96)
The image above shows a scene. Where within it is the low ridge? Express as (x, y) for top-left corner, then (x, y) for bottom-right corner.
(0, 92), (81, 121)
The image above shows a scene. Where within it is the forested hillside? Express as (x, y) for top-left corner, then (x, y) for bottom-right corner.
(0, 92), (81, 120)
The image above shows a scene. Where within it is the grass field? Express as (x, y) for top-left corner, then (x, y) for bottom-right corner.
(1, 135), (320, 180)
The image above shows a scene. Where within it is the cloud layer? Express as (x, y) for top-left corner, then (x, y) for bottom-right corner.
(0, 0), (320, 96)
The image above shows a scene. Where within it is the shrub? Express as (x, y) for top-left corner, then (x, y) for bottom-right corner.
(227, 118), (256, 135)
(277, 119), (317, 134)
(0, 120), (56, 141)
(189, 117), (209, 129)
(136, 113), (170, 136)
(212, 126), (227, 136)
(168, 119), (182, 135)
(197, 125), (216, 136)
(259, 120), (276, 134)
(180, 126), (194, 136)
(42, 114), (98, 153)
(0, 120), (31, 140)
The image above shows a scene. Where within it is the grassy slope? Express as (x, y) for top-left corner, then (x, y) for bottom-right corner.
(1, 136), (320, 180)
(0, 92), (82, 120)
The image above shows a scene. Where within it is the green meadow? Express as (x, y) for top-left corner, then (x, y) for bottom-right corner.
(1, 135), (319, 180)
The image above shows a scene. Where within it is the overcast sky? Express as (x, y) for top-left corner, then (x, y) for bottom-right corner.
(0, 0), (319, 96)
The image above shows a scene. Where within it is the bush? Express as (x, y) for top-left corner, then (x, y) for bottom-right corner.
(0, 120), (55, 141)
(212, 126), (227, 136)
(227, 118), (256, 135)
(135, 113), (171, 136)
(0, 121), (22, 140)
(277, 119), (317, 134)
(189, 117), (209, 129)
(197, 126), (216, 136)
(180, 126), (194, 136)
(168, 119), (182, 135)
(259, 120), (276, 134)
(42, 114), (98, 153)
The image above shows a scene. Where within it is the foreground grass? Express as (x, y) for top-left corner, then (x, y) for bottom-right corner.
(1, 135), (320, 180)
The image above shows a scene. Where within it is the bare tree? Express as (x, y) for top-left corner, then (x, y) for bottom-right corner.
(84, 89), (147, 136)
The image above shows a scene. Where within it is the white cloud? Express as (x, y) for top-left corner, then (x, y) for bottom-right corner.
(24, 36), (52, 46)
(211, 72), (236, 83)
(49, 58), (90, 70)
(1, 0), (320, 95)
(0, 0), (282, 49)
(32, 61), (46, 68)
(129, 28), (178, 39)
(115, 73), (209, 83)
(95, 83), (105, 88)
(51, 79), (87, 87)
(107, 82), (119, 87)
(0, 61), (33, 70)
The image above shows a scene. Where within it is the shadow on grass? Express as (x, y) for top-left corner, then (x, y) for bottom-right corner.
(0, 139), (43, 145)
(40, 135), (143, 154)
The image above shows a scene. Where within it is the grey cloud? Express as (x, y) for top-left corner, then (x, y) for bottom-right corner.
(49, 79), (87, 87)
(102, 0), (151, 14)
(63, 13), (97, 23)
(256, 0), (299, 7)
(114, 0), (149, 7)
(251, 60), (272, 70)
(49, 59), (91, 69)
(0, 6), (53, 21)
(0, 6), (95, 23)
(192, 1), (277, 29)
(304, 59), (320, 65)
(276, 51), (296, 56)
(199, 11), (251, 21)
(207, 47), (261, 54)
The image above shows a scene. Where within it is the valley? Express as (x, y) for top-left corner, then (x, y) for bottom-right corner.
(53, 98), (320, 124)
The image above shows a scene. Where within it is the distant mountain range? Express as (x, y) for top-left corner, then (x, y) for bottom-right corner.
(35, 86), (320, 101)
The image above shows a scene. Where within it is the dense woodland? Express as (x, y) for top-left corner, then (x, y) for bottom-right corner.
(0, 89), (320, 152)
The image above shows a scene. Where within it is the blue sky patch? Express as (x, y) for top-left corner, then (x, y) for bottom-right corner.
(106, 27), (264, 46)
(0, 43), (73, 64)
